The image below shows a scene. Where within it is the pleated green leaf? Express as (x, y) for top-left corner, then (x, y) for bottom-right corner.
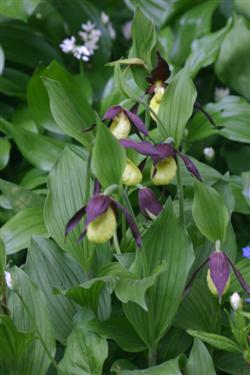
(0, 315), (34, 374)
(0, 207), (48, 254)
(44, 147), (91, 267)
(118, 356), (183, 375)
(58, 316), (108, 375)
(158, 69), (197, 146)
(92, 117), (126, 188)
(26, 237), (85, 344)
(192, 180), (229, 242)
(124, 200), (194, 347)
(187, 329), (241, 353)
(186, 339), (216, 375)
(8, 267), (56, 375)
(43, 77), (94, 148)
(0, 138), (10, 170)
(241, 171), (250, 208)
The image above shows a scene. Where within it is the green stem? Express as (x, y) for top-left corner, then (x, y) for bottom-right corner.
(119, 185), (126, 238)
(148, 343), (157, 367)
(176, 155), (185, 225)
(113, 230), (121, 255)
(16, 292), (59, 371)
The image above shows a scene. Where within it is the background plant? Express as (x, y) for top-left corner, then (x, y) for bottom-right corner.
(1, 0), (250, 374)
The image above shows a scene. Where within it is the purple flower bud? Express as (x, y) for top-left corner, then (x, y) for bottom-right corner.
(207, 251), (230, 299)
(138, 187), (162, 219)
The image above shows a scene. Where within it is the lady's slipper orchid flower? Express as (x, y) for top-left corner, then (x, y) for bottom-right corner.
(185, 248), (250, 302)
(122, 159), (142, 186)
(138, 187), (162, 219)
(103, 105), (148, 139)
(120, 139), (201, 185)
(65, 193), (141, 247)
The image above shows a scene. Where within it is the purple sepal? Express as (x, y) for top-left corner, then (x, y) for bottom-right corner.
(152, 143), (176, 164)
(209, 251), (230, 297)
(124, 110), (148, 136)
(85, 194), (111, 227)
(120, 139), (162, 159)
(112, 200), (142, 247)
(93, 179), (101, 196)
(65, 206), (86, 238)
(103, 105), (122, 120)
(178, 153), (202, 181)
(146, 51), (171, 84)
(138, 187), (162, 218)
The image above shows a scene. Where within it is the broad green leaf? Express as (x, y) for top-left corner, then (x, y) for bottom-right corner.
(124, 200), (194, 347)
(92, 118), (126, 188)
(187, 95), (250, 144)
(187, 329), (241, 353)
(89, 315), (146, 352)
(215, 17), (250, 101)
(113, 64), (142, 100)
(158, 69), (197, 146)
(129, 7), (156, 89)
(0, 178), (44, 214)
(175, 278), (221, 333)
(44, 147), (92, 267)
(0, 239), (6, 298)
(228, 258), (250, 294)
(55, 276), (114, 315)
(0, 207), (48, 254)
(0, 138), (10, 170)
(58, 316), (108, 375)
(230, 176), (250, 215)
(0, 315), (34, 374)
(20, 168), (47, 190)
(0, 0), (41, 21)
(215, 352), (250, 375)
(241, 171), (250, 208)
(0, 45), (4, 75)
(234, 0), (250, 20)
(9, 267), (56, 375)
(0, 118), (64, 171)
(192, 180), (229, 242)
(0, 22), (61, 68)
(170, 1), (219, 66)
(186, 338), (216, 375)
(26, 237), (85, 344)
(0, 68), (28, 99)
(43, 77), (94, 148)
(118, 356), (183, 375)
(158, 327), (192, 363)
(107, 58), (147, 67)
(185, 20), (231, 77)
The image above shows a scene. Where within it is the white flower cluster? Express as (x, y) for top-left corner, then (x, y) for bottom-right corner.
(214, 87), (230, 102)
(60, 20), (101, 62)
(60, 12), (116, 62)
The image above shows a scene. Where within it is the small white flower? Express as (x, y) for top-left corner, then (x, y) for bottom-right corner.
(230, 292), (242, 310)
(73, 45), (90, 61)
(108, 23), (116, 39)
(203, 147), (215, 161)
(60, 36), (76, 53)
(214, 87), (230, 102)
(81, 21), (96, 32)
(5, 271), (13, 289)
(101, 11), (109, 25)
(122, 21), (132, 40)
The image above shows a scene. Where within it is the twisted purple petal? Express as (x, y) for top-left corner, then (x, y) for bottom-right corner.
(112, 200), (142, 247)
(93, 179), (101, 196)
(120, 139), (162, 159)
(209, 251), (230, 297)
(138, 187), (162, 218)
(65, 206), (86, 238)
(178, 153), (202, 181)
(124, 109), (148, 136)
(103, 105), (122, 120)
(152, 143), (176, 163)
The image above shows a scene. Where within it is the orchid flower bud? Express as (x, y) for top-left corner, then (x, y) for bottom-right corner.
(87, 206), (117, 243)
(109, 112), (131, 140)
(122, 159), (142, 186)
(138, 187), (162, 219)
(230, 292), (242, 311)
(207, 250), (230, 301)
(149, 84), (165, 121)
(151, 157), (177, 185)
